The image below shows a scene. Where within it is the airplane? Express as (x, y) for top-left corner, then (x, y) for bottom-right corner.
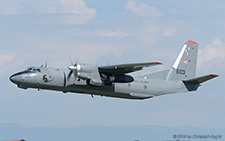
(3, 140), (26, 141)
(9, 40), (218, 100)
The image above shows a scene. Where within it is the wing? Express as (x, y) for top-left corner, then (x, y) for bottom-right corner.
(99, 62), (162, 74)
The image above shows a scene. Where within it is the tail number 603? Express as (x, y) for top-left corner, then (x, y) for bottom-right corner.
(176, 69), (185, 75)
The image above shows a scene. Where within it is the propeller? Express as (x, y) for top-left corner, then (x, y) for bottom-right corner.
(67, 59), (79, 81)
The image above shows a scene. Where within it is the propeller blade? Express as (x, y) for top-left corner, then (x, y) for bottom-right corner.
(67, 70), (73, 80)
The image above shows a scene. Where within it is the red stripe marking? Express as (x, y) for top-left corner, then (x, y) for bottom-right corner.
(210, 74), (219, 77)
(186, 40), (198, 44)
(156, 62), (163, 64)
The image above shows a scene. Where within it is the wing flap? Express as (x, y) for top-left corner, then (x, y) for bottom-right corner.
(183, 74), (219, 84)
(99, 62), (162, 74)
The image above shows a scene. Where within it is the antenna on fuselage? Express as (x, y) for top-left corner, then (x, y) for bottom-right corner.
(45, 61), (47, 67)
(40, 61), (48, 68)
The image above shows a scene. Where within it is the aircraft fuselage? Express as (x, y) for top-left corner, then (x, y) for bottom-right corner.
(9, 67), (188, 99)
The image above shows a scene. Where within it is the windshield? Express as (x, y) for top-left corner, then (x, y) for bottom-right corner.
(26, 67), (41, 72)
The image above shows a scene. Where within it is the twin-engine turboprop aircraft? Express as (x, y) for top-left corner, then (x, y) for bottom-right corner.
(10, 40), (218, 100)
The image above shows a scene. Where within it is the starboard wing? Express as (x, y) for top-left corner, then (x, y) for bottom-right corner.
(99, 62), (162, 74)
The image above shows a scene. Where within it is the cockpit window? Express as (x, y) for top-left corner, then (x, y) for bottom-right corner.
(26, 67), (41, 72)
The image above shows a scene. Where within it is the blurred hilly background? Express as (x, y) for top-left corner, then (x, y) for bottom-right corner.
(0, 123), (224, 141)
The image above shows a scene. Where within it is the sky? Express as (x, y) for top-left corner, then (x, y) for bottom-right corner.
(0, 0), (225, 129)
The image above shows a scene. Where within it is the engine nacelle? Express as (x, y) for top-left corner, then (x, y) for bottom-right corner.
(76, 64), (103, 86)
(76, 64), (97, 73)
(69, 64), (134, 86)
(107, 74), (134, 83)
(77, 72), (91, 80)
(115, 75), (134, 83)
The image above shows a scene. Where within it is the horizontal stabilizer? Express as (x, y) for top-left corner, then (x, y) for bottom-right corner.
(183, 74), (219, 84)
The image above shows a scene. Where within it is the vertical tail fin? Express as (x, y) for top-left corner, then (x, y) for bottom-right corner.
(166, 40), (198, 81)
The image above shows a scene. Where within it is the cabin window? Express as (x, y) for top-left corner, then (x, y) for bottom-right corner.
(144, 85), (147, 89)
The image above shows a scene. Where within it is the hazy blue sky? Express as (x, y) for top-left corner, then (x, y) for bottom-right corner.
(0, 0), (224, 128)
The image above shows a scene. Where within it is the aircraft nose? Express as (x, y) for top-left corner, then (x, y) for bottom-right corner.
(9, 73), (22, 84)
